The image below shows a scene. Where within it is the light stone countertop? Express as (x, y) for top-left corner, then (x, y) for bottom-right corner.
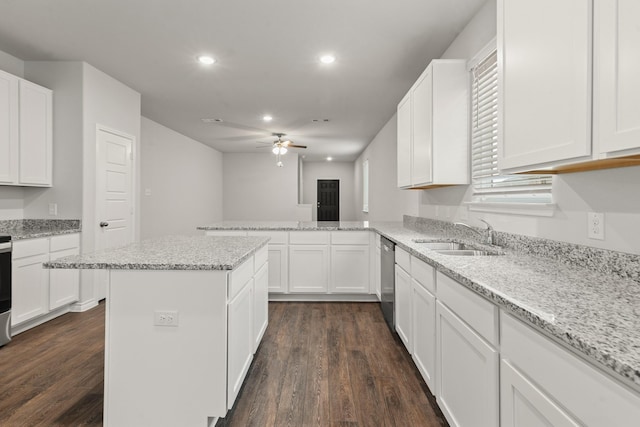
(0, 219), (81, 240)
(197, 220), (640, 390)
(44, 235), (269, 271)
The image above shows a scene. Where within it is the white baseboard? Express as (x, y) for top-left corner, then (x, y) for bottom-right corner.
(11, 305), (71, 336)
(70, 299), (99, 312)
(269, 293), (379, 302)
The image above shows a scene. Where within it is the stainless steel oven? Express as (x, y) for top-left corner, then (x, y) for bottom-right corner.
(0, 234), (11, 347)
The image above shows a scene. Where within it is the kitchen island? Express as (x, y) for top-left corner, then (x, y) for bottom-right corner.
(45, 235), (270, 427)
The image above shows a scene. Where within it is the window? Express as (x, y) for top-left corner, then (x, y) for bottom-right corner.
(362, 159), (369, 213)
(469, 44), (553, 213)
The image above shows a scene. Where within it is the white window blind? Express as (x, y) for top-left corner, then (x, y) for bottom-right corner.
(471, 50), (553, 204)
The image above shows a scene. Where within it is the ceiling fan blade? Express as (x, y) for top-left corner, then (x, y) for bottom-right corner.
(287, 144), (307, 149)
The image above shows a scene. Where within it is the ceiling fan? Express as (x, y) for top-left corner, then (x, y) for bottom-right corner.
(258, 133), (307, 167)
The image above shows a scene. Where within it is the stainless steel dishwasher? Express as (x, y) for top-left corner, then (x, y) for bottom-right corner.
(380, 236), (395, 332)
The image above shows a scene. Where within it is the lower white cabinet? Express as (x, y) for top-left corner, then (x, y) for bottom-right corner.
(289, 245), (329, 293)
(330, 245), (370, 293)
(411, 277), (436, 393)
(247, 231), (288, 293)
(501, 312), (640, 427)
(12, 243), (49, 326)
(394, 264), (412, 352)
(227, 275), (254, 410)
(436, 300), (499, 427)
(12, 233), (81, 331)
(253, 263), (268, 352)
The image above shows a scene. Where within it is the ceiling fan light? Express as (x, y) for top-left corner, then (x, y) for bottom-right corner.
(272, 146), (280, 155)
(280, 147), (287, 154)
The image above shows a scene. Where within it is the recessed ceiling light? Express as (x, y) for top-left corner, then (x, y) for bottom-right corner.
(263, 115), (273, 122)
(326, 157), (333, 161)
(197, 55), (215, 65)
(320, 54), (336, 64)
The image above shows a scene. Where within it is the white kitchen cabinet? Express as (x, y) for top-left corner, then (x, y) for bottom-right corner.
(501, 312), (640, 427)
(373, 233), (381, 299)
(247, 231), (288, 294)
(411, 256), (436, 394)
(436, 301), (499, 427)
(497, 0), (592, 172)
(289, 244), (329, 293)
(12, 238), (50, 326)
(253, 262), (268, 352)
(594, 0), (640, 157)
(397, 60), (469, 189)
(227, 269), (254, 410)
(397, 92), (412, 188)
(0, 70), (18, 184)
(330, 240), (370, 294)
(18, 79), (52, 186)
(49, 234), (80, 310)
(394, 264), (412, 352)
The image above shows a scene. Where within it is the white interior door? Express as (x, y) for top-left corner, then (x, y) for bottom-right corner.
(95, 127), (134, 300)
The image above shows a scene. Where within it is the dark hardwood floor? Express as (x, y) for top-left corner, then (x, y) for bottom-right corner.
(219, 302), (447, 427)
(0, 301), (447, 427)
(0, 303), (105, 426)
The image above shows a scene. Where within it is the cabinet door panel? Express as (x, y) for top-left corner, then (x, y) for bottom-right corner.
(49, 247), (80, 310)
(498, 0), (592, 171)
(436, 301), (498, 427)
(411, 66), (433, 186)
(289, 245), (328, 293)
(253, 264), (268, 352)
(397, 93), (412, 188)
(18, 80), (52, 186)
(12, 253), (50, 326)
(595, 0), (640, 155)
(330, 245), (369, 293)
(412, 279), (436, 393)
(394, 265), (412, 352)
(0, 70), (18, 184)
(266, 245), (288, 293)
(501, 360), (580, 427)
(227, 280), (253, 409)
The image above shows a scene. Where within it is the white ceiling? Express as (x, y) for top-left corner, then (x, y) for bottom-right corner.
(0, 0), (484, 161)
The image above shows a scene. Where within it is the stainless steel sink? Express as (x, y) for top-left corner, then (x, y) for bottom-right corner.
(434, 249), (503, 256)
(412, 239), (504, 256)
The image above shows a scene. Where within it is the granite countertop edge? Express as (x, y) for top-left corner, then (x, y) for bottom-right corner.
(198, 220), (640, 389)
(7, 227), (81, 240)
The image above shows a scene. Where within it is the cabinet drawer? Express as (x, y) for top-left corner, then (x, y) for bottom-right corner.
(254, 245), (268, 270)
(229, 256), (253, 300)
(411, 256), (435, 294)
(246, 230), (288, 245)
(289, 231), (329, 245)
(330, 231), (370, 245)
(501, 313), (640, 425)
(395, 247), (410, 272)
(12, 238), (49, 259)
(436, 272), (498, 346)
(50, 233), (80, 252)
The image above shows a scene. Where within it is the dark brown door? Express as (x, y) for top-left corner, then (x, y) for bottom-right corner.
(317, 180), (339, 221)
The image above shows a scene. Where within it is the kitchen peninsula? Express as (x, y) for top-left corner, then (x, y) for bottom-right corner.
(45, 235), (269, 427)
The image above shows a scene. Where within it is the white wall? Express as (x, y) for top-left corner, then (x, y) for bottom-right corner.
(302, 161), (357, 221)
(0, 50), (24, 77)
(354, 116), (419, 221)
(23, 61), (84, 220)
(140, 117), (223, 238)
(223, 153), (300, 220)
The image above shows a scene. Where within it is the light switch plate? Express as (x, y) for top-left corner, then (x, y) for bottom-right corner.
(587, 212), (605, 240)
(48, 203), (58, 216)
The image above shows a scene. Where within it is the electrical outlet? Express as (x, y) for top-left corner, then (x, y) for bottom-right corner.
(48, 203), (58, 216)
(154, 311), (179, 327)
(587, 212), (605, 240)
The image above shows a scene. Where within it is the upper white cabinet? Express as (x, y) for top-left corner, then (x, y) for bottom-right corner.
(0, 70), (52, 187)
(397, 60), (469, 189)
(0, 70), (18, 184)
(594, 0), (640, 157)
(498, 0), (640, 173)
